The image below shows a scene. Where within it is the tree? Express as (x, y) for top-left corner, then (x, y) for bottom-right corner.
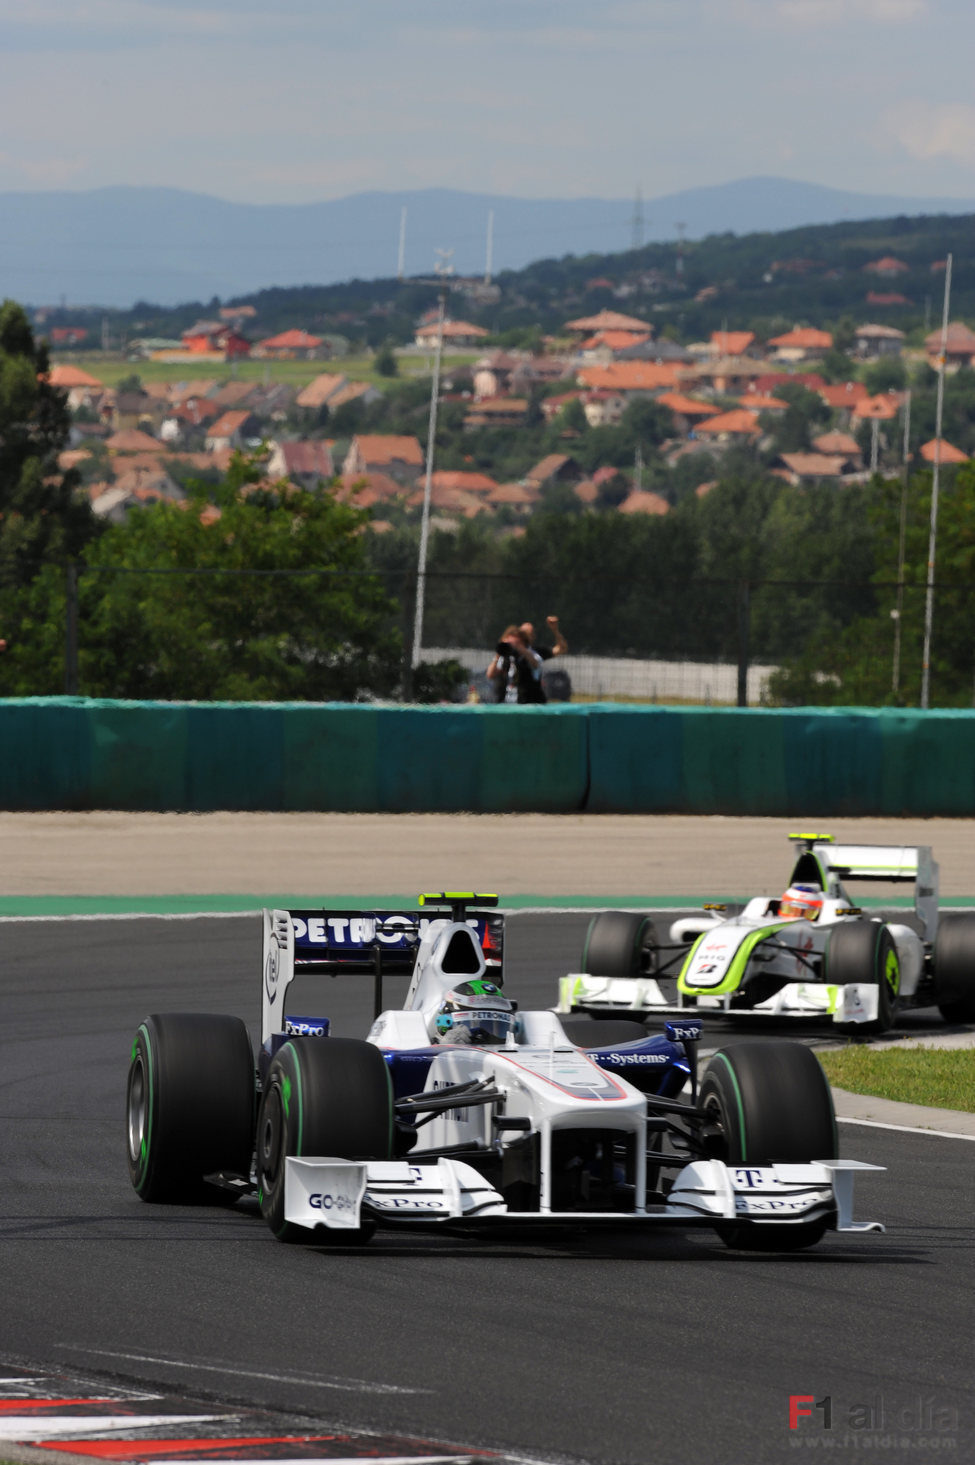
(16, 454), (403, 701)
(374, 340), (398, 378)
(0, 300), (99, 689)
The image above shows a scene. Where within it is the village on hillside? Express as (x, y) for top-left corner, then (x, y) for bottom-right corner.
(42, 268), (973, 532)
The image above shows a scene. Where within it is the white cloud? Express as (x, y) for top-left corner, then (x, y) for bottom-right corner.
(887, 100), (975, 162)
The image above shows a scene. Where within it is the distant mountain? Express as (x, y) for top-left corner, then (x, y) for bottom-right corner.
(3, 177), (973, 310)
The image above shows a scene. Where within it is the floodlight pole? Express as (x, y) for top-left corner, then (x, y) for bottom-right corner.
(411, 253), (452, 671)
(920, 253), (952, 710)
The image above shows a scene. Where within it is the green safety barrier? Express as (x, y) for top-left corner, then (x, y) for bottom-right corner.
(0, 697), (973, 815)
(0, 698), (590, 813)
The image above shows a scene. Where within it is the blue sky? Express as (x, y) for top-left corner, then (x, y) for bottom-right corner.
(2, 0), (974, 205)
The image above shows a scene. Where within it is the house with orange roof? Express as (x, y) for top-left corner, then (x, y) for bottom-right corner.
(709, 330), (756, 357)
(416, 470), (500, 497)
(656, 393), (722, 434)
(924, 321), (975, 368)
(463, 398), (530, 429)
(524, 454), (582, 490)
(686, 357), (770, 394)
(296, 373), (348, 410)
(813, 430), (862, 460)
(581, 390), (627, 427)
(335, 471), (405, 510)
(919, 439), (968, 465)
(739, 393), (789, 414)
(693, 409), (762, 442)
(342, 434), (424, 484)
(772, 452), (856, 485)
(266, 440), (335, 488)
(818, 382), (869, 418)
(406, 483), (485, 519)
(864, 256), (909, 275)
(254, 329), (325, 360)
(576, 361), (685, 395)
(565, 309), (652, 334)
(106, 428), (161, 454)
(486, 482), (539, 510)
(852, 395), (900, 422)
(204, 410), (261, 452)
(47, 363), (105, 411)
(853, 323), (905, 359)
(579, 329), (652, 362)
(618, 489), (670, 516)
(540, 391), (586, 423)
(413, 320), (489, 349)
(767, 327), (833, 362)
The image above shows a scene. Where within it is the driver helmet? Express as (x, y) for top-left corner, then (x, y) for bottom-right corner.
(432, 979), (514, 1045)
(779, 883), (824, 921)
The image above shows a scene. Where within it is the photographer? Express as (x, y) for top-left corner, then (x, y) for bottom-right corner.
(486, 625), (546, 704)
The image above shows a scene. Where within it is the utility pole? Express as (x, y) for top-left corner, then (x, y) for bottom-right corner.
(485, 209), (494, 286)
(397, 206), (407, 282)
(675, 222), (686, 276)
(892, 389), (911, 697)
(920, 253), (952, 710)
(411, 250), (453, 672)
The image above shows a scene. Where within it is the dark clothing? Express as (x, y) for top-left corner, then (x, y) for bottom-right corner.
(494, 648), (547, 704)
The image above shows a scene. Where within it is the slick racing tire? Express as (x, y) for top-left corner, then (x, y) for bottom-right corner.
(825, 921), (899, 1035)
(699, 1040), (838, 1252)
(932, 913), (975, 1023)
(257, 1037), (393, 1244)
(582, 911), (658, 979)
(127, 1012), (255, 1204)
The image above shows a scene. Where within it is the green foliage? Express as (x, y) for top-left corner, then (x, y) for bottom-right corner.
(6, 453), (402, 700)
(411, 657), (470, 703)
(374, 340), (398, 378)
(0, 301), (99, 685)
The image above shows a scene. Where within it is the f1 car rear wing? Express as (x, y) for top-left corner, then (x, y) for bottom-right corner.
(261, 894), (504, 1045)
(787, 834), (939, 939)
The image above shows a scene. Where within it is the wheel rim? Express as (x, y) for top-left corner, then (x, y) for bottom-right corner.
(127, 1055), (147, 1165)
(259, 1087), (284, 1188)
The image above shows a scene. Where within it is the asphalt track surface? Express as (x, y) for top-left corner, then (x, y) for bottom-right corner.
(2, 912), (973, 1465)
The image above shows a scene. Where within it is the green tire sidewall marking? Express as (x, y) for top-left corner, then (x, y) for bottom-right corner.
(709, 1050), (747, 1165)
(884, 944), (900, 996)
(135, 1021), (154, 1192)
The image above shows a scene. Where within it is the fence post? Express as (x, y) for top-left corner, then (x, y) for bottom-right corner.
(65, 561), (79, 696)
(736, 579), (751, 708)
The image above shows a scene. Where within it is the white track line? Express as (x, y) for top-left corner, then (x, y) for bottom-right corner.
(70, 1350), (431, 1397)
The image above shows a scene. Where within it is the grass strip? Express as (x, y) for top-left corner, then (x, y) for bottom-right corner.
(818, 1045), (975, 1113)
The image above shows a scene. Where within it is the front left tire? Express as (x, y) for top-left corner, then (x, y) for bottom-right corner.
(699, 1040), (838, 1251)
(256, 1036), (393, 1243)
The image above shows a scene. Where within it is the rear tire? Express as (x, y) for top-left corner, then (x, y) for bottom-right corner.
(582, 912), (657, 978)
(699, 1040), (837, 1252)
(256, 1037), (393, 1244)
(826, 921), (899, 1036)
(126, 1012), (254, 1204)
(933, 913), (975, 1023)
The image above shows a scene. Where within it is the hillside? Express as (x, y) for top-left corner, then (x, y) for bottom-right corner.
(7, 175), (974, 311)
(35, 207), (975, 354)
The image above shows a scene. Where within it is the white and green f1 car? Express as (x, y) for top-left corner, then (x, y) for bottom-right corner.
(558, 835), (975, 1035)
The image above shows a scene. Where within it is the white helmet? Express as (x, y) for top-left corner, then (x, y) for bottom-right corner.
(431, 979), (514, 1045)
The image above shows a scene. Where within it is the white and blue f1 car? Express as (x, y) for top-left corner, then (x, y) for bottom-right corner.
(126, 893), (882, 1251)
(558, 835), (975, 1035)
